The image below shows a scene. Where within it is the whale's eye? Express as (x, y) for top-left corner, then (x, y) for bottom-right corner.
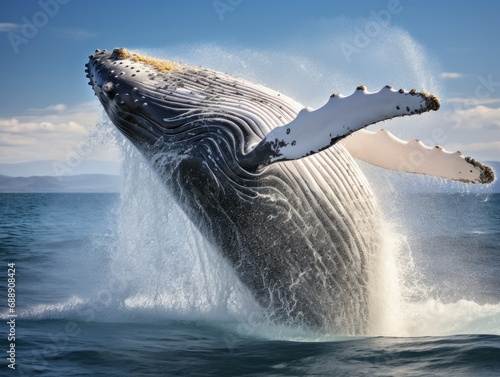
(103, 82), (113, 92)
(103, 82), (115, 99)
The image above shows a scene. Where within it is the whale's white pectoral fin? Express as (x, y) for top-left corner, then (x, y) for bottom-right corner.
(343, 129), (495, 184)
(242, 86), (440, 171)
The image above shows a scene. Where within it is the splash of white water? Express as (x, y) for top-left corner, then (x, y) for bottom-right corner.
(108, 138), (263, 323)
(99, 27), (500, 337)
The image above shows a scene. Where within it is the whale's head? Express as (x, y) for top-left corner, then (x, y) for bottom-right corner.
(86, 47), (271, 169)
(85, 47), (300, 173)
(86, 48), (185, 149)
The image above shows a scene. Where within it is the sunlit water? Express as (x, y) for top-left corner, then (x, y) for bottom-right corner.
(1, 184), (499, 376)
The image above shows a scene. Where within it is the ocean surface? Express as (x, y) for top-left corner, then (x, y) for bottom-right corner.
(1, 183), (500, 376)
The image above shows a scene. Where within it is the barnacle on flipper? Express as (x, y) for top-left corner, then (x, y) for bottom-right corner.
(465, 156), (495, 184)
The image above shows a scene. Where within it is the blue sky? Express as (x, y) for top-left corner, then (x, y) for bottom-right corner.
(1, 0), (499, 172)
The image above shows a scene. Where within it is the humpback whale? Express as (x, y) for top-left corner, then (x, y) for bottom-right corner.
(86, 48), (494, 334)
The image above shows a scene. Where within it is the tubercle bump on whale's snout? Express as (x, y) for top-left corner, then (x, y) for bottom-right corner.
(85, 49), (107, 95)
(85, 49), (130, 104)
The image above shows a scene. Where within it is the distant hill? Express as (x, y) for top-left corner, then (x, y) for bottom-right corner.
(0, 160), (121, 177)
(0, 174), (121, 193)
(0, 161), (497, 194)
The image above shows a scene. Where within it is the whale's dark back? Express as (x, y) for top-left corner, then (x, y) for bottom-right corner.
(87, 50), (380, 334)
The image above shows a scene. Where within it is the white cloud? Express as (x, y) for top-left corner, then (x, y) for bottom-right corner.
(425, 105), (500, 161)
(29, 103), (67, 113)
(457, 141), (500, 152)
(0, 22), (20, 32)
(58, 27), (97, 39)
(440, 72), (464, 79)
(447, 97), (500, 107)
(47, 103), (67, 112)
(0, 22), (96, 39)
(454, 105), (500, 130)
(0, 133), (37, 147)
(0, 102), (102, 163)
(448, 141), (500, 162)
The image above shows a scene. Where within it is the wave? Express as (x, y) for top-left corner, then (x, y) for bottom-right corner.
(3, 294), (500, 341)
(404, 299), (500, 337)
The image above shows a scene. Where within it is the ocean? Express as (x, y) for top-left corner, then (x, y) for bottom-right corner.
(1, 156), (500, 377)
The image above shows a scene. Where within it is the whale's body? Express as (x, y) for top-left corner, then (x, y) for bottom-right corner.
(86, 48), (493, 334)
